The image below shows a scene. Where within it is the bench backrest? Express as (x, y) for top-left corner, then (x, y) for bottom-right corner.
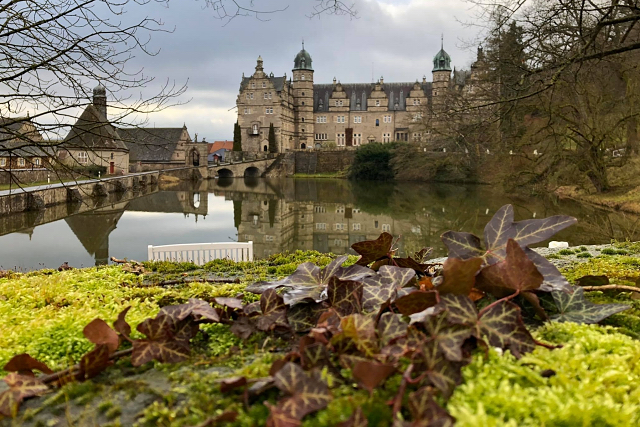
(147, 241), (253, 265)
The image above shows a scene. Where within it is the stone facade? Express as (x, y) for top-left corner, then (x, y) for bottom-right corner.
(236, 42), (489, 152)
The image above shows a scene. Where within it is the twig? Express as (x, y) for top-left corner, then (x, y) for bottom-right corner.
(392, 364), (413, 416)
(478, 290), (521, 317)
(39, 348), (133, 385)
(582, 285), (640, 293)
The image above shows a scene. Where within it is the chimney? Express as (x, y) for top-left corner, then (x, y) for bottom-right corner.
(93, 84), (107, 118)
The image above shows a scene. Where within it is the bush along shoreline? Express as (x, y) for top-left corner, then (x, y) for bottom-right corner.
(1, 205), (639, 426)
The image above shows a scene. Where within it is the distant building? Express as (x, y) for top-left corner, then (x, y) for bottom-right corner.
(0, 117), (53, 170)
(236, 41), (488, 151)
(59, 85), (130, 175)
(119, 125), (197, 172)
(208, 141), (233, 163)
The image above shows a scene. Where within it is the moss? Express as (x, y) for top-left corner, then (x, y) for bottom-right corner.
(557, 249), (575, 255)
(576, 252), (592, 258)
(545, 254), (561, 260)
(579, 246), (588, 252)
(447, 323), (640, 426)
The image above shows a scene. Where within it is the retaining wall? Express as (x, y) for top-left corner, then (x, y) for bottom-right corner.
(294, 151), (355, 175)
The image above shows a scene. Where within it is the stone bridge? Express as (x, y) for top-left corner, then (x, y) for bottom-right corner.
(207, 157), (280, 179)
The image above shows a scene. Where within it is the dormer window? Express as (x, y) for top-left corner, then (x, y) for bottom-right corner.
(251, 82), (255, 88)
(262, 82), (266, 88)
(375, 100), (380, 107)
(301, 74), (306, 81)
(252, 124), (259, 135)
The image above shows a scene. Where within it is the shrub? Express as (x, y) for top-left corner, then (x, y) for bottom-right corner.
(348, 142), (397, 181)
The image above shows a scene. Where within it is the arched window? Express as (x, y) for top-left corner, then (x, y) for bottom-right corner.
(302, 92), (305, 96)
(252, 124), (259, 135)
(376, 119), (380, 126)
(301, 117), (305, 122)
(302, 101), (305, 106)
(263, 145), (268, 152)
(301, 143), (306, 149)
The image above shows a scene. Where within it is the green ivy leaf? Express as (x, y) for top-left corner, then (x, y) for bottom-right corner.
(257, 289), (288, 331)
(524, 248), (572, 292)
(327, 277), (363, 316)
(287, 302), (325, 333)
(478, 300), (537, 358)
(483, 204), (516, 263)
(378, 312), (408, 347)
(440, 231), (484, 260)
(551, 286), (631, 324)
(339, 314), (379, 356)
(422, 312), (473, 362)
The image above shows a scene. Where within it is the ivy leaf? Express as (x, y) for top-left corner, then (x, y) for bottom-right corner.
(220, 376), (247, 393)
(408, 387), (455, 427)
(394, 290), (439, 316)
(230, 317), (256, 340)
(83, 319), (120, 353)
(287, 302), (325, 332)
(483, 204), (515, 263)
(215, 297), (244, 310)
(513, 215), (577, 249)
(422, 312), (473, 362)
(551, 286), (631, 324)
(131, 314), (191, 366)
(187, 298), (221, 323)
(478, 300), (537, 358)
(438, 294), (477, 326)
(476, 239), (543, 297)
(413, 342), (463, 398)
(362, 266), (415, 312)
(0, 373), (49, 417)
(266, 403), (303, 427)
(436, 257), (483, 296)
(327, 277), (363, 316)
(352, 360), (396, 393)
(339, 314), (379, 356)
(378, 312), (408, 347)
(78, 344), (113, 380)
(351, 232), (394, 266)
(272, 362), (332, 420)
(113, 306), (132, 338)
(440, 231), (484, 260)
(337, 407), (369, 427)
(299, 340), (330, 370)
(3, 354), (53, 376)
(524, 248), (572, 292)
(257, 289), (289, 331)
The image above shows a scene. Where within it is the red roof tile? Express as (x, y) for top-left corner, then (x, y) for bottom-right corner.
(208, 141), (233, 154)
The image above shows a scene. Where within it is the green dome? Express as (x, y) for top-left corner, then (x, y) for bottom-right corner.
(433, 48), (452, 72)
(293, 48), (313, 71)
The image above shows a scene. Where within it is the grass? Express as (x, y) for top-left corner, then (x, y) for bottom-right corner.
(0, 176), (92, 191)
(0, 251), (639, 426)
(293, 171), (348, 179)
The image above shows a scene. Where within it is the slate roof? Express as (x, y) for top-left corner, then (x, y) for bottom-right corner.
(313, 82), (432, 112)
(118, 127), (185, 162)
(63, 104), (128, 151)
(0, 117), (53, 157)
(240, 76), (287, 93)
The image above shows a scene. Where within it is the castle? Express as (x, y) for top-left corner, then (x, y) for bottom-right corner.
(236, 41), (488, 152)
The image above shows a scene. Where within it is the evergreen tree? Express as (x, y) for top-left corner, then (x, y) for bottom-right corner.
(233, 200), (242, 228)
(233, 122), (242, 152)
(268, 123), (277, 153)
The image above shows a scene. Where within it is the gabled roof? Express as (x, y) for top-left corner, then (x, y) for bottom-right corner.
(0, 117), (53, 157)
(313, 82), (432, 112)
(240, 76), (287, 93)
(208, 141), (233, 154)
(118, 127), (187, 162)
(63, 104), (128, 151)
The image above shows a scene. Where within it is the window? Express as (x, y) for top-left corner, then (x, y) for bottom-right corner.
(374, 221), (379, 228)
(335, 100), (343, 107)
(301, 117), (305, 123)
(354, 133), (362, 146)
(334, 223), (347, 231)
(246, 93), (253, 99)
(244, 108), (251, 114)
(252, 124), (259, 135)
(315, 223), (327, 230)
(334, 239), (344, 247)
(0, 158), (5, 167)
(318, 103), (323, 111)
(314, 206), (326, 213)
(413, 98), (421, 105)
(315, 133), (328, 140)
(336, 133), (345, 146)
(252, 215), (259, 226)
(383, 115), (392, 123)
(17, 158), (25, 167)
(110, 153), (114, 159)
(353, 208), (361, 214)
(375, 119), (380, 126)
(382, 224), (391, 232)
(302, 74), (306, 80)
(262, 82), (266, 88)
(316, 116), (327, 123)
(269, 92), (272, 99)
(354, 116), (362, 124)
(265, 107), (273, 114)
(336, 206), (345, 214)
(301, 92), (305, 96)
(375, 100), (380, 106)
(353, 223), (361, 231)
(251, 82), (255, 88)
(265, 235), (275, 242)
(302, 101), (305, 106)
(383, 133), (391, 143)
(412, 133), (422, 142)
(336, 116), (345, 123)
(264, 93), (268, 99)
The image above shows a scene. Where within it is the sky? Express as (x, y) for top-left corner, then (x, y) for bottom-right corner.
(121, 0), (484, 141)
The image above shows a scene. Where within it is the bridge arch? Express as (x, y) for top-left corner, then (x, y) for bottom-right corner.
(217, 168), (234, 178)
(244, 166), (260, 178)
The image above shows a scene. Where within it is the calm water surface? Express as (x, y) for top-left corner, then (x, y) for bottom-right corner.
(1, 178), (639, 271)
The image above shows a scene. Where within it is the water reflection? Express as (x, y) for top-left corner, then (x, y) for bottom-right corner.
(1, 177), (640, 270)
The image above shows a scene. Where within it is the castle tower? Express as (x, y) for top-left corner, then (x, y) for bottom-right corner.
(292, 42), (314, 149)
(431, 36), (452, 109)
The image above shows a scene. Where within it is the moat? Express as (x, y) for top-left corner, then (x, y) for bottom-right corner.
(1, 177), (639, 271)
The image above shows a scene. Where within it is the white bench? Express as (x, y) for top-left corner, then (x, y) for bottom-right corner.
(147, 241), (253, 265)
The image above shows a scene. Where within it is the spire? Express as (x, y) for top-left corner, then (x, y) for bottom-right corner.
(302, 38), (304, 50)
(441, 33), (444, 50)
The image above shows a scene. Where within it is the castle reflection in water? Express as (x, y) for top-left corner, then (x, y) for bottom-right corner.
(1, 177), (639, 268)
